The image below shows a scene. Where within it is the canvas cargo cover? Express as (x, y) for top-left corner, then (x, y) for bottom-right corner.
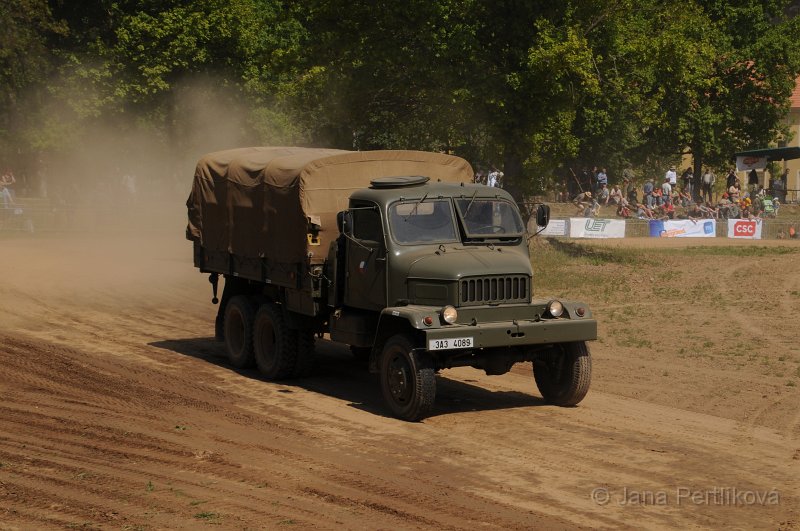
(186, 148), (474, 265)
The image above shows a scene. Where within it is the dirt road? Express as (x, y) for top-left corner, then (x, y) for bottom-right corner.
(0, 232), (797, 529)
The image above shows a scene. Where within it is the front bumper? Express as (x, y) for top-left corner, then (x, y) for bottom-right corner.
(423, 317), (597, 350)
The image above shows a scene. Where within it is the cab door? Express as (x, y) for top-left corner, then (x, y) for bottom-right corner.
(345, 202), (386, 310)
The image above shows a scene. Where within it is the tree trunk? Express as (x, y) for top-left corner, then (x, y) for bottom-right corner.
(502, 148), (529, 222)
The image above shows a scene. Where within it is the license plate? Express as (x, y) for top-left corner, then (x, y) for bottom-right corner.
(428, 337), (473, 351)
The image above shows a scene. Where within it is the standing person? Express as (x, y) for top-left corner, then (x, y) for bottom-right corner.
(666, 165), (677, 188)
(580, 167), (592, 194)
(681, 167), (694, 201)
(701, 167), (715, 203)
(0, 169), (16, 207)
(596, 167), (608, 191)
(661, 177), (672, 205)
(725, 168), (737, 190)
(624, 174), (637, 203)
(748, 168), (759, 193)
(643, 178), (654, 208)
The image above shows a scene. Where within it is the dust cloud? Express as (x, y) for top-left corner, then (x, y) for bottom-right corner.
(1, 75), (280, 302)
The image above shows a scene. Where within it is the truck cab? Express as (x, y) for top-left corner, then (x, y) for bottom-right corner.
(328, 176), (596, 420)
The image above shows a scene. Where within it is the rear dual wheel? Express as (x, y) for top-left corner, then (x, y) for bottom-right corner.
(223, 296), (256, 369)
(253, 303), (315, 379)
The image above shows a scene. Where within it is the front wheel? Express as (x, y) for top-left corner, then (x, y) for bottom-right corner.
(533, 341), (592, 406)
(379, 334), (436, 421)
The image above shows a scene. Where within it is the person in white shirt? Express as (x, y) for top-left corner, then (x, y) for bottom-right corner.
(665, 165), (677, 187)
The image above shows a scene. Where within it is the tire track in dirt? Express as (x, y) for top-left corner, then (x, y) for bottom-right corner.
(1, 234), (798, 529)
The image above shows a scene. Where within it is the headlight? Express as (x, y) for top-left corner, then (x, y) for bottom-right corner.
(547, 300), (564, 318)
(441, 305), (458, 324)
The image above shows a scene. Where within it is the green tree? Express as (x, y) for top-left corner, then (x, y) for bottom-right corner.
(0, 0), (66, 158)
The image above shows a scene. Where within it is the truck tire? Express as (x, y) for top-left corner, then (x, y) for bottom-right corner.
(379, 334), (436, 421)
(223, 295), (255, 369)
(291, 329), (315, 378)
(533, 341), (592, 406)
(253, 303), (296, 379)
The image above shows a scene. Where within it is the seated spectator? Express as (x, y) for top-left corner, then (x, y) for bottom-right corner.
(608, 184), (623, 205)
(699, 202), (719, 219)
(728, 181), (741, 202)
(0, 169), (15, 207)
(685, 202), (704, 219)
(573, 191), (592, 215)
(662, 201), (676, 219)
(637, 203), (655, 220)
(598, 184), (610, 205)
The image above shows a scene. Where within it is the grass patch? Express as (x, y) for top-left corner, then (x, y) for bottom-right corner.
(194, 512), (220, 521)
(543, 238), (653, 265)
(677, 246), (800, 257)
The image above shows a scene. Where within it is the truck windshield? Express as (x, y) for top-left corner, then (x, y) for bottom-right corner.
(388, 199), (458, 244)
(455, 198), (524, 238)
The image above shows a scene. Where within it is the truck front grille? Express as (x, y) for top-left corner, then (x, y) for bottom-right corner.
(459, 275), (529, 306)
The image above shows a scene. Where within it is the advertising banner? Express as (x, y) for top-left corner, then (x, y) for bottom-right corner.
(727, 218), (762, 239)
(649, 219), (716, 238)
(569, 218), (626, 239)
(535, 219), (568, 237)
(736, 156), (767, 171)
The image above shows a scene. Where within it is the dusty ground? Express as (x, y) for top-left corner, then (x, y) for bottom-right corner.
(0, 228), (798, 530)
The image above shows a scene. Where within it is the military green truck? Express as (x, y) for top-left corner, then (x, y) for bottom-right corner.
(186, 147), (596, 421)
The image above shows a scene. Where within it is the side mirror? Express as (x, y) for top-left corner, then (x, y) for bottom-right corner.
(535, 204), (550, 228)
(336, 210), (352, 234)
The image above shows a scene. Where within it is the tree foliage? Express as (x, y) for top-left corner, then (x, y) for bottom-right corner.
(2, 0), (799, 197)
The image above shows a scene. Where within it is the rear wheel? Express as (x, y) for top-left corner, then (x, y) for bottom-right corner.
(253, 303), (295, 379)
(223, 296), (255, 369)
(533, 341), (592, 406)
(379, 334), (436, 421)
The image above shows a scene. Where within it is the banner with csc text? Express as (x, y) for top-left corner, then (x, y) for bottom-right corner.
(649, 219), (716, 238)
(727, 219), (762, 239)
(569, 218), (626, 239)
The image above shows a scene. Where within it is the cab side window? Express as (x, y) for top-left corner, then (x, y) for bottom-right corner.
(352, 204), (383, 243)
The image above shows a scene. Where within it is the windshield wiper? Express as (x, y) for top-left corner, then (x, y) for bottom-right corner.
(463, 190), (478, 218)
(404, 192), (428, 221)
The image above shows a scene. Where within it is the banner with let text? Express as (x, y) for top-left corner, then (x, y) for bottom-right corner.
(569, 218), (626, 238)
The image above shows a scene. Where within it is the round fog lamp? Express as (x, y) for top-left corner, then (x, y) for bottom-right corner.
(441, 305), (458, 324)
(547, 300), (564, 318)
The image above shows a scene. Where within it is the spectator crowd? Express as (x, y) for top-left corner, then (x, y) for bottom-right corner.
(566, 165), (784, 222)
